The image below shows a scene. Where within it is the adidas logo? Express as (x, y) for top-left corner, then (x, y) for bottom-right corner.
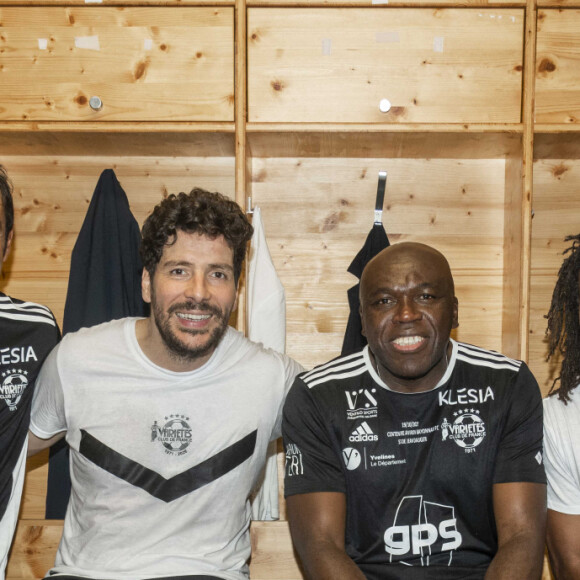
(349, 421), (378, 443)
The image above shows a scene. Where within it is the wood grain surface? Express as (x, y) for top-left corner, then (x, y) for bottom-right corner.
(248, 8), (524, 123)
(0, 7), (234, 121)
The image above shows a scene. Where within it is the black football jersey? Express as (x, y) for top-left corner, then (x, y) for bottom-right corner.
(0, 292), (59, 550)
(283, 340), (545, 579)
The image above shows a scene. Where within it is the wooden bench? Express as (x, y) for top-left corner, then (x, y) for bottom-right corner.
(6, 519), (555, 580)
(6, 520), (304, 580)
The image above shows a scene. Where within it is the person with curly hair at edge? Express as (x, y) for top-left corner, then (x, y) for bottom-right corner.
(543, 233), (580, 580)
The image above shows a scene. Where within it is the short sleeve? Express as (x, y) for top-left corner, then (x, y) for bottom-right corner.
(270, 355), (304, 441)
(282, 376), (345, 497)
(30, 344), (67, 439)
(544, 397), (580, 514)
(493, 363), (546, 484)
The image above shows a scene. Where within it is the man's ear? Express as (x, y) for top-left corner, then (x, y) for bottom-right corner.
(452, 296), (459, 329)
(142, 268), (152, 304)
(360, 305), (367, 337)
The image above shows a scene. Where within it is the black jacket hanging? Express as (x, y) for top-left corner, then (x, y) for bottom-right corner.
(341, 224), (389, 356)
(341, 224), (390, 356)
(342, 172), (391, 356)
(45, 169), (147, 518)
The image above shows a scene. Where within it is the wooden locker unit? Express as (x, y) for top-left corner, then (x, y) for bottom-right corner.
(0, 7), (234, 121)
(528, 5), (580, 576)
(528, 134), (580, 394)
(529, 5), (580, 395)
(248, 8), (525, 124)
(0, 129), (236, 521)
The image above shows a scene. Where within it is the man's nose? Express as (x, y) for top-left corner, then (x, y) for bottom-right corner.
(393, 298), (421, 323)
(184, 273), (211, 302)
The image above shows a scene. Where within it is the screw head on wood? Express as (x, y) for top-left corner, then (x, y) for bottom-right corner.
(89, 96), (103, 111)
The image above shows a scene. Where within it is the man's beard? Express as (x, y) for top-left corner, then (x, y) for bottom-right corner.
(152, 299), (230, 363)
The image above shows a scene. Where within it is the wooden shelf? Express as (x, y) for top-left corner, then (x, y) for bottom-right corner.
(0, 0), (235, 6)
(246, 123), (524, 133)
(246, 1), (527, 6)
(0, 122), (235, 133)
(246, 129), (523, 159)
(534, 124), (580, 134)
(0, 129), (235, 156)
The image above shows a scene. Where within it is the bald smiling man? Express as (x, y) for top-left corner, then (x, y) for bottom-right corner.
(282, 242), (547, 580)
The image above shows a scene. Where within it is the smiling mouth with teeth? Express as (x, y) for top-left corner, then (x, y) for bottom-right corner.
(392, 336), (424, 346)
(177, 312), (211, 321)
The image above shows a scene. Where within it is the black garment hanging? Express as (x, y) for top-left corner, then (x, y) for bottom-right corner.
(45, 169), (147, 518)
(341, 172), (390, 356)
(341, 224), (390, 356)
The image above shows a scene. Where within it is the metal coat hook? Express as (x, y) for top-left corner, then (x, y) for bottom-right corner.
(246, 195), (254, 215)
(374, 171), (387, 225)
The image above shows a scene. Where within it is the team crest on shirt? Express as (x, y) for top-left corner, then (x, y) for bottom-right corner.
(151, 415), (193, 456)
(440, 408), (486, 453)
(0, 369), (28, 411)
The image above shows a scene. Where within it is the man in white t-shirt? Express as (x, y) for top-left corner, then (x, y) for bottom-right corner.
(543, 233), (580, 579)
(28, 188), (303, 580)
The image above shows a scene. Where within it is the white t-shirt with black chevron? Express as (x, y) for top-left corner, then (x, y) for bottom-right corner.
(0, 292), (59, 580)
(31, 318), (303, 580)
(283, 339), (545, 580)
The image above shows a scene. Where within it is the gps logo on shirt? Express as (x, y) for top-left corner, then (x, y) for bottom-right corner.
(441, 409), (486, 453)
(384, 495), (462, 566)
(0, 369), (28, 412)
(349, 421), (378, 443)
(345, 388), (378, 420)
(151, 415), (192, 456)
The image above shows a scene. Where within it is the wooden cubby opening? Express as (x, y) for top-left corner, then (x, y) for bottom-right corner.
(529, 132), (580, 395)
(246, 130), (525, 368)
(0, 130), (236, 520)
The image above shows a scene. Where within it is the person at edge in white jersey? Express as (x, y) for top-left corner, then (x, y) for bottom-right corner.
(28, 188), (303, 580)
(283, 241), (546, 580)
(543, 233), (580, 580)
(0, 165), (60, 580)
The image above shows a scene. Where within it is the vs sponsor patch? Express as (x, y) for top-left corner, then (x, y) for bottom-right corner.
(345, 388), (378, 420)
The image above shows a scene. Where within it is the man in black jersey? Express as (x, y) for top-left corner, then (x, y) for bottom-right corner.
(0, 166), (60, 579)
(283, 242), (546, 580)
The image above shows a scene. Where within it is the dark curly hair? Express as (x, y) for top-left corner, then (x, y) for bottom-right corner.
(0, 165), (14, 247)
(546, 234), (580, 403)
(140, 188), (253, 284)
